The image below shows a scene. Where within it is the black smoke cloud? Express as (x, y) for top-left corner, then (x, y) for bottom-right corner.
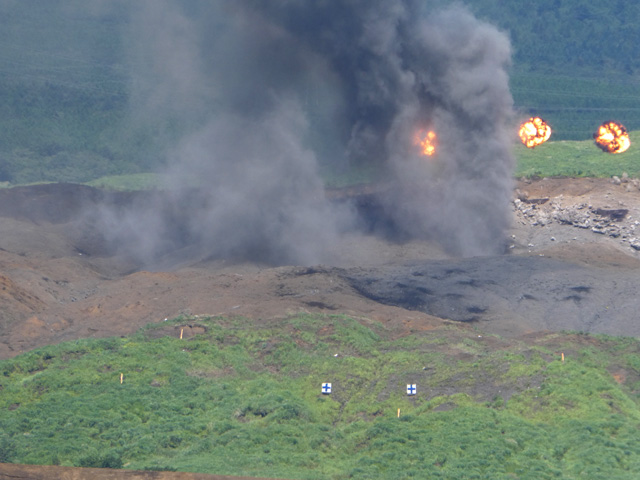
(103, 0), (515, 266)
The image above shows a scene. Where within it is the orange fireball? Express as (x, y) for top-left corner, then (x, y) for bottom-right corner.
(593, 121), (630, 154)
(519, 117), (551, 148)
(414, 129), (437, 156)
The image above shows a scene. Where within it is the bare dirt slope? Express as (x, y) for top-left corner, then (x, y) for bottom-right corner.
(1, 177), (640, 360)
(0, 462), (281, 480)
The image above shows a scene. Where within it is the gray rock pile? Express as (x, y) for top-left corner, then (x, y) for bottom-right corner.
(513, 177), (640, 252)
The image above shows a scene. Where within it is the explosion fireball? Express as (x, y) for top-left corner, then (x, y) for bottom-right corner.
(593, 121), (630, 154)
(414, 129), (437, 156)
(518, 117), (551, 148)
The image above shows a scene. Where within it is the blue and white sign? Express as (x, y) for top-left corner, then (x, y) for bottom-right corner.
(321, 382), (332, 394)
(407, 384), (417, 396)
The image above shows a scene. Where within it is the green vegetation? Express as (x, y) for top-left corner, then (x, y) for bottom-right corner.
(3, 314), (640, 478)
(0, 1), (639, 184)
(85, 173), (170, 192)
(462, 0), (640, 140)
(511, 74), (640, 141)
(467, 0), (640, 78)
(515, 131), (640, 178)
(73, 131), (640, 190)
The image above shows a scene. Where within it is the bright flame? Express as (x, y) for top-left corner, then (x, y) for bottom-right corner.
(414, 129), (437, 156)
(518, 117), (551, 148)
(594, 121), (630, 154)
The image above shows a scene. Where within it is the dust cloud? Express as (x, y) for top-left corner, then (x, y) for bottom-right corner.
(104, 1), (516, 265)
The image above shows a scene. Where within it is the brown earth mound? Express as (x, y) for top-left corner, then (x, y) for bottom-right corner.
(1, 177), (640, 360)
(0, 462), (281, 480)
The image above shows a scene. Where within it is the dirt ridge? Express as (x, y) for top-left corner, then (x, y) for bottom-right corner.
(0, 463), (284, 480)
(1, 178), (640, 360)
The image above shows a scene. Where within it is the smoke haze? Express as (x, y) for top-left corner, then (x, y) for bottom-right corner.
(103, 0), (516, 265)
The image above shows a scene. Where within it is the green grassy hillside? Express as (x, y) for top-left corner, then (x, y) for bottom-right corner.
(515, 131), (640, 178)
(511, 74), (640, 142)
(3, 314), (640, 479)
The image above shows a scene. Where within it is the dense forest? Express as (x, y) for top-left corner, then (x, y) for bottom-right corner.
(0, 0), (639, 184)
(467, 0), (640, 76)
(463, 0), (640, 142)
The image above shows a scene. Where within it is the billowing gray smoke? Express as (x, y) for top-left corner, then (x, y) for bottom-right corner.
(104, 0), (515, 266)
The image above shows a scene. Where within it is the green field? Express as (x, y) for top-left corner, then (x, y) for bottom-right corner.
(14, 132), (640, 192)
(514, 131), (640, 179)
(3, 314), (640, 478)
(8, 130), (640, 192)
(511, 73), (640, 142)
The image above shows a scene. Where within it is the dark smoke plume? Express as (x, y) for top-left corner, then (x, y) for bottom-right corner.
(104, 0), (515, 265)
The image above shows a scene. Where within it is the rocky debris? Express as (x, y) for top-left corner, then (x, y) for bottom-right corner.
(513, 180), (640, 253)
